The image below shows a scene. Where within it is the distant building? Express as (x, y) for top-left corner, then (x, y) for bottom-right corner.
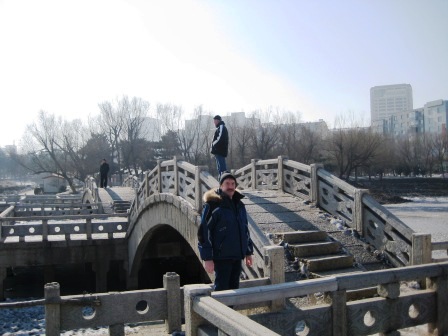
(375, 108), (425, 136)
(423, 99), (448, 135)
(370, 84), (413, 124)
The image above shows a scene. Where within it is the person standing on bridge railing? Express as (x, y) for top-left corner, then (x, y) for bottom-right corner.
(211, 115), (229, 179)
(99, 159), (110, 188)
(197, 172), (253, 291)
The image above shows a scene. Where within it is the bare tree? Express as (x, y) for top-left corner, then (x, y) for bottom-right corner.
(432, 133), (448, 176)
(13, 111), (89, 193)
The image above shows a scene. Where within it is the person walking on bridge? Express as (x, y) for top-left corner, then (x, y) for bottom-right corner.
(211, 115), (229, 179)
(198, 172), (253, 291)
(99, 159), (110, 188)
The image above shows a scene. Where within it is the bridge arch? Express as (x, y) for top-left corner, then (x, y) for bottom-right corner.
(127, 193), (208, 286)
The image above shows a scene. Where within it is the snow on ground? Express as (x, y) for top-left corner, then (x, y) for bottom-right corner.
(385, 197), (448, 242)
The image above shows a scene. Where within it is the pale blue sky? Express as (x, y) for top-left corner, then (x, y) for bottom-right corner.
(0, 0), (447, 147)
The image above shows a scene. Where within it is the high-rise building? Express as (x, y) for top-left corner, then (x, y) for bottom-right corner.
(370, 84), (413, 123)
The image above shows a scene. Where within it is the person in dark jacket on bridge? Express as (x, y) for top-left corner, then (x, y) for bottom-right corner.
(211, 115), (229, 179)
(99, 159), (110, 188)
(197, 172), (253, 291)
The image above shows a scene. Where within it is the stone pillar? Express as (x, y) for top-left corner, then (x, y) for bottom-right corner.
(93, 261), (110, 293)
(109, 323), (125, 336)
(411, 233), (432, 265)
(264, 246), (285, 311)
(331, 290), (347, 336)
(145, 171), (150, 197)
(0, 267), (7, 301)
(277, 156), (286, 193)
(164, 272), (182, 333)
(310, 164), (323, 205)
(251, 159), (258, 190)
(184, 284), (212, 336)
(195, 166), (203, 212)
(45, 282), (61, 336)
(427, 274), (448, 335)
(157, 159), (162, 193)
(173, 156), (179, 196)
(354, 189), (368, 235)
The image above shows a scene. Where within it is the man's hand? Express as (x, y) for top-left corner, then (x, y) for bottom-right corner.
(204, 260), (214, 273)
(245, 255), (253, 267)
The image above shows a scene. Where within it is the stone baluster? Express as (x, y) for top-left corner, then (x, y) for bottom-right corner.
(277, 156), (286, 193)
(157, 159), (162, 193)
(173, 156), (179, 196)
(310, 163), (323, 205)
(45, 282), (61, 336)
(251, 159), (258, 190)
(164, 272), (182, 333)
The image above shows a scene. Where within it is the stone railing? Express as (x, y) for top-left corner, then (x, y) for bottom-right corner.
(4, 261), (446, 336)
(84, 176), (100, 203)
(185, 261), (448, 335)
(0, 246), (284, 336)
(12, 203), (102, 216)
(0, 213), (128, 242)
(232, 156), (440, 267)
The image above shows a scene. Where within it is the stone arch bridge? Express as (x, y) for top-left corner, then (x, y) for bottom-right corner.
(121, 156), (437, 289)
(1, 157), (441, 298)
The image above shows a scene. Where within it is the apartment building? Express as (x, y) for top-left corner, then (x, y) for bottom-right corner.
(370, 84), (413, 123)
(423, 99), (448, 135)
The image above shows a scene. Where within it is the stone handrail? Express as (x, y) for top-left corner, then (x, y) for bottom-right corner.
(0, 214), (128, 242)
(185, 261), (448, 335)
(232, 156), (438, 267)
(3, 261), (446, 335)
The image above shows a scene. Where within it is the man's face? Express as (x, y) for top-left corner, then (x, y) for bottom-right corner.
(213, 119), (220, 126)
(221, 178), (236, 198)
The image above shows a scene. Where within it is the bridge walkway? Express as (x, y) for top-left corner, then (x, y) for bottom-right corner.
(242, 190), (388, 281)
(97, 186), (134, 214)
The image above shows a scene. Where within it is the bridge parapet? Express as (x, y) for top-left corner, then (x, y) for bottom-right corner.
(232, 156), (437, 267)
(127, 157), (218, 218)
(0, 213), (128, 242)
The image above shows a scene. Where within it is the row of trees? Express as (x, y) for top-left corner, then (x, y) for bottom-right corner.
(3, 96), (448, 193)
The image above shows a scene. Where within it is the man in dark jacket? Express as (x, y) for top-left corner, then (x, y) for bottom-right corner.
(211, 115), (229, 179)
(198, 172), (253, 291)
(99, 159), (110, 188)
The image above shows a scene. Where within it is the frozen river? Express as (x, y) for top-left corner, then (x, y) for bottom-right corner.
(385, 196), (448, 242)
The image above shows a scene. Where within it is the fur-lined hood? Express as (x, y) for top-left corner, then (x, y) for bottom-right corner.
(203, 188), (244, 203)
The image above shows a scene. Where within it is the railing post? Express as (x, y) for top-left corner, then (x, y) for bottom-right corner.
(86, 218), (92, 240)
(427, 274), (448, 334)
(42, 219), (48, 241)
(331, 290), (347, 336)
(184, 284), (213, 336)
(45, 282), (61, 336)
(174, 156), (179, 196)
(277, 156), (286, 193)
(195, 166), (203, 212)
(109, 324), (125, 336)
(145, 171), (150, 198)
(354, 189), (368, 235)
(164, 272), (182, 333)
(411, 233), (432, 265)
(310, 163), (323, 204)
(264, 246), (285, 311)
(251, 159), (257, 190)
(157, 159), (162, 193)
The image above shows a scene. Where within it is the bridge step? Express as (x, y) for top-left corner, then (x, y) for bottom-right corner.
(113, 201), (131, 213)
(305, 254), (354, 272)
(289, 241), (341, 257)
(281, 230), (328, 243)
